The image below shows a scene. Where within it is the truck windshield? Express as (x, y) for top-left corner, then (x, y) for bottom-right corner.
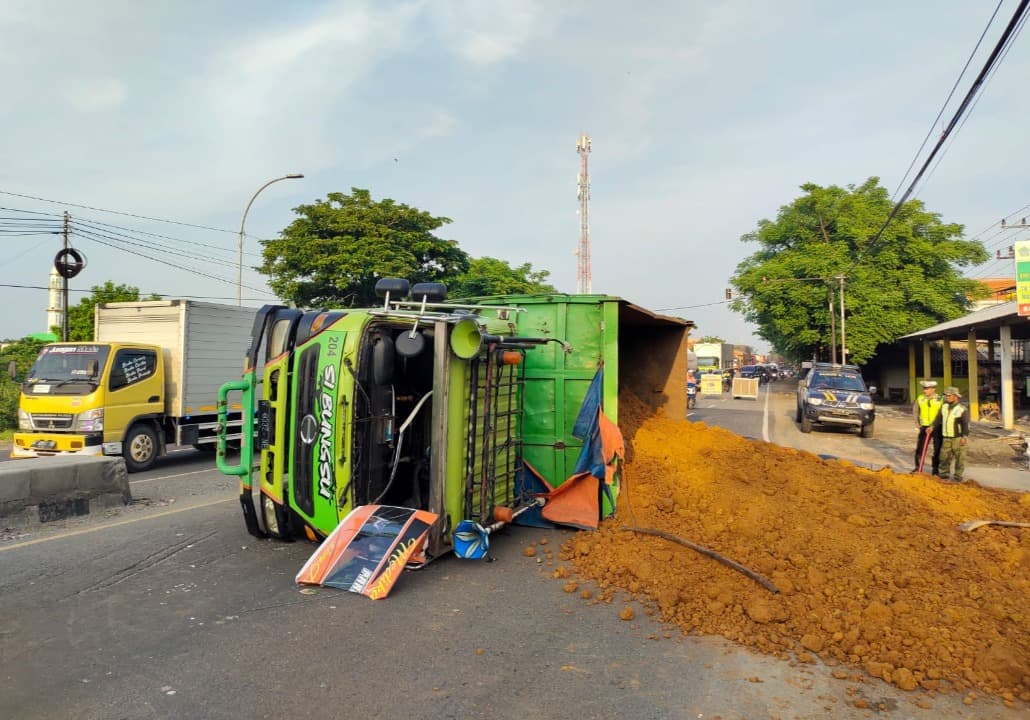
(696, 356), (719, 368)
(27, 345), (110, 393)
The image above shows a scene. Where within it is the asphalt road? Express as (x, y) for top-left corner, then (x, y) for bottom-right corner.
(0, 399), (1022, 719)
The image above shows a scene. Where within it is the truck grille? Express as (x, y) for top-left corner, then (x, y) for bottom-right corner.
(29, 413), (74, 430)
(291, 344), (320, 516)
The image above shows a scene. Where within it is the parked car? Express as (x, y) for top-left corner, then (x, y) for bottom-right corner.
(796, 362), (877, 437)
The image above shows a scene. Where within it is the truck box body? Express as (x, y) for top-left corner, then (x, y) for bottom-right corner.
(693, 341), (735, 374)
(480, 294), (690, 496)
(95, 300), (254, 417)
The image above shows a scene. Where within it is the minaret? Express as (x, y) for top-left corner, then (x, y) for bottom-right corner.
(46, 267), (64, 334)
(575, 134), (592, 294)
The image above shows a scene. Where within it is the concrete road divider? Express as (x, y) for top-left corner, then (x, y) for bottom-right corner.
(0, 456), (131, 526)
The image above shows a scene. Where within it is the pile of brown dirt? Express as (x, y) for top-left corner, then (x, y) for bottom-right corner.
(561, 391), (1030, 705)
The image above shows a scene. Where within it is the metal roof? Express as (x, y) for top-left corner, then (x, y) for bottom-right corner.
(900, 301), (1030, 341)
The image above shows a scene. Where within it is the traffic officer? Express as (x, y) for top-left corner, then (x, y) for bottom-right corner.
(912, 380), (943, 474)
(937, 386), (970, 482)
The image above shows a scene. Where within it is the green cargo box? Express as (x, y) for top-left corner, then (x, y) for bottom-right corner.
(479, 294), (692, 499)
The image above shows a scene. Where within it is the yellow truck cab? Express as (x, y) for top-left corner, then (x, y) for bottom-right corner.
(12, 300), (257, 472)
(13, 342), (164, 470)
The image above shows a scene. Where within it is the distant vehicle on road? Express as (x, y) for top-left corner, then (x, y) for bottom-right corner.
(796, 362), (877, 437)
(739, 365), (764, 381)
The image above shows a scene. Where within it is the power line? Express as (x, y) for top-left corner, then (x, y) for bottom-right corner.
(0, 283), (278, 301)
(73, 216), (263, 258)
(850, 0), (1029, 269)
(890, 0), (1005, 202)
(912, 8), (1029, 202)
(656, 299), (733, 312)
(70, 219), (259, 265)
(71, 227), (270, 295)
(0, 189), (239, 234)
(0, 204), (263, 258)
(72, 224), (235, 268)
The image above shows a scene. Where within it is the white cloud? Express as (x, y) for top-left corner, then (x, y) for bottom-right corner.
(428, 0), (553, 66)
(63, 78), (127, 113)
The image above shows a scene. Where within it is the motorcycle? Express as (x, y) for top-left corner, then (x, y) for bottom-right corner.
(687, 381), (698, 409)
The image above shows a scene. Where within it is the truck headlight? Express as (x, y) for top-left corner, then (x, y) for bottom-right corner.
(75, 408), (104, 432)
(807, 396), (823, 406)
(18, 408), (31, 430)
(860, 402), (874, 410)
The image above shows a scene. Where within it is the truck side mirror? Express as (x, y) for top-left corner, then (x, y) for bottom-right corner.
(7, 360), (16, 381)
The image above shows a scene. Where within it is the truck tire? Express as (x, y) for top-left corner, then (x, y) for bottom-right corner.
(800, 414), (812, 433)
(860, 421), (875, 438)
(124, 424), (159, 472)
(795, 404), (802, 422)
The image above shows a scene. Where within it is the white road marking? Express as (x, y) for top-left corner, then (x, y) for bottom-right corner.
(129, 468), (211, 485)
(762, 383), (771, 443)
(0, 497), (235, 553)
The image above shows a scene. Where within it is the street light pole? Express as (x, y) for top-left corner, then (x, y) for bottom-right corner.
(237, 173), (304, 305)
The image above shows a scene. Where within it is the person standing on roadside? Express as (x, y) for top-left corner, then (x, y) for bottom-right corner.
(937, 386), (970, 482)
(913, 380), (943, 474)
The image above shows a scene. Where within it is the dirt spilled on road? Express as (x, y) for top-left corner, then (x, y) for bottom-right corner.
(560, 390), (1030, 707)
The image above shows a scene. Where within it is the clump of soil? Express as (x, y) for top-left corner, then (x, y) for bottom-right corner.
(563, 391), (1030, 703)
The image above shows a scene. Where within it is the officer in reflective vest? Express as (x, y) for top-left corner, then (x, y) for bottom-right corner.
(912, 380), (942, 474)
(937, 386), (969, 482)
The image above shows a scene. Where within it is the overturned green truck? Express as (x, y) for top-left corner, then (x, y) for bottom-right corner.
(217, 280), (690, 560)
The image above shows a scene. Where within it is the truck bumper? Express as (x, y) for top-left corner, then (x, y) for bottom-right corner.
(11, 432), (104, 459)
(804, 406), (873, 428)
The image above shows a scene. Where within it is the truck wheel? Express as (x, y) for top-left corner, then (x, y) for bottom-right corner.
(860, 421), (875, 438)
(124, 424), (159, 472)
(800, 414), (812, 433)
(795, 404), (802, 422)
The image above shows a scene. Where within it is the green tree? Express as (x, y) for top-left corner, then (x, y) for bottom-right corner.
(260, 188), (471, 307)
(63, 281), (161, 341)
(448, 257), (556, 298)
(730, 178), (988, 365)
(697, 336), (725, 344)
(0, 337), (49, 430)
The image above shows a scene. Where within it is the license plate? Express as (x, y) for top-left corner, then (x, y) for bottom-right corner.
(32, 440), (57, 450)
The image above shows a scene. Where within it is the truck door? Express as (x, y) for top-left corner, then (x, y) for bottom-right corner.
(104, 348), (163, 447)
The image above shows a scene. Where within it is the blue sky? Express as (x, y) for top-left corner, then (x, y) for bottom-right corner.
(2, 1), (1029, 351)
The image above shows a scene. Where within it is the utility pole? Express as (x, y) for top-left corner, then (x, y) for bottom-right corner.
(828, 292), (836, 364)
(839, 275), (846, 365)
(62, 211), (70, 342)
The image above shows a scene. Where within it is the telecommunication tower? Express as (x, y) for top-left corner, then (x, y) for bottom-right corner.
(575, 134), (592, 294)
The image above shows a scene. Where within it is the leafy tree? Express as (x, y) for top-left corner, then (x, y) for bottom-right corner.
(260, 188), (471, 307)
(448, 257), (556, 298)
(697, 336), (725, 344)
(0, 337), (49, 430)
(63, 281), (161, 341)
(730, 178), (988, 365)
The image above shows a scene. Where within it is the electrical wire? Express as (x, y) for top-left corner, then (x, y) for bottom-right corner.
(71, 220), (254, 266)
(890, 0), (1005, 202)
(0, 283), (278, 301)
(73, 216), (264, 259)
(849, 0), (1030, 271)
(913, 8), (1029, 201)
(0, 189), (239, 234)
(70, 227), (270, 295)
